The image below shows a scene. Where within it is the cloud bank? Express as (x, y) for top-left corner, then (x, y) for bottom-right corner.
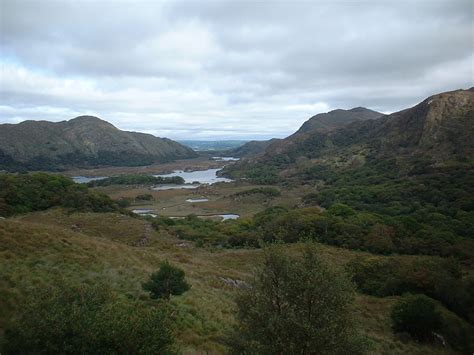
(1, 0), (472, 139)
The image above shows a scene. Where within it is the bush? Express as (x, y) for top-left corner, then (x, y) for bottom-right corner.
(116, 198), (131, 208)
(1, 283), (176, 354)
(228, 244), (365, 354)
(391, 294), (441, 341)
(142, 261), (191, 300)
(136, 193), (154, 201)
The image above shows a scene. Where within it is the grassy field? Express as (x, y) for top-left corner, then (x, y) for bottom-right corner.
(0, 209), (463, 354)
(99, 180), (311, 218)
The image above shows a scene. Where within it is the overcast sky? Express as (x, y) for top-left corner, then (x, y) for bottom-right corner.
(1, 0), (473, 140)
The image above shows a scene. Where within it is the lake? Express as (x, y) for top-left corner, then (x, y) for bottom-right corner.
(154, 168), (232, 184)
(211, 157), (240, 161)
(186, 198), (209, 203)
(72, 176), (107, 184)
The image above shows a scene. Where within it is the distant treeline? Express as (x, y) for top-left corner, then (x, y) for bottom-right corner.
(87, 174), (185, 187)
(231, 187), (281, 198)
(0, 173), (118, 216)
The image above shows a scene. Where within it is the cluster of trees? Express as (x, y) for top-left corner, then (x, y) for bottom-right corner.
(151, 203), (473, 262)
(348, 256), (474, 324)
(308, 162), (473, 256)
(87, 174), (184, 187)
(231, 186), (281, 198)
(225, 154), (473, 260)
(0, 173), (118, 216)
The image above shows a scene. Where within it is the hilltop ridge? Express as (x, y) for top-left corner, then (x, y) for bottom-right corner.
(0, 116), (197, 171)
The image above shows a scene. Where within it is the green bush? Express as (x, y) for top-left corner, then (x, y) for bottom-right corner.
(1, 283), (176, 354)
(228, 244), (365, 354)
(136, 193), (154, 201)
(142, 261), (191, 300)
(116, 198), (131, 208)
(348, 256), (474, 324)
(391, 294), (441, 341)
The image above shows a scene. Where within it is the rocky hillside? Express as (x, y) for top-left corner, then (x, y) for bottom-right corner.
(294, 107), (383, 135)
(225, 88), (473, 176)
(226, 138), (281, 157)
(228, 107), (381, 158)
(0, 116), (197, 171)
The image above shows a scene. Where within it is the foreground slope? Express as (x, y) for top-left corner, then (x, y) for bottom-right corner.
(0, 116), (197, 171)
(1, 210), (468, 353)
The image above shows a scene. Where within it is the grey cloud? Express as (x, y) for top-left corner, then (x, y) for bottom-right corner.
(0, 0), (472, 140)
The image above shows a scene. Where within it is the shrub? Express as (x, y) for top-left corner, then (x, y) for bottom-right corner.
(136, 193), (154, 201)
(1, 283), (176, 354)
(142, 261), (191, 300)
(391, 294), (441, 341)
(116, 198), (131, 208)
(228, 244), (365, 354)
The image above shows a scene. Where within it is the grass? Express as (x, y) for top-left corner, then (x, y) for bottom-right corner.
(99, 180), (309, 218)
(0, 209), (466, 353)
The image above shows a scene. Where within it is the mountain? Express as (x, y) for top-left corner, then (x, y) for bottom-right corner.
(294, 107), (383, 135)
(225, 88), (473, 177)
(227, 138), (281, 157)
(227, 107), (382, 158)
(0, 116), (197, 171)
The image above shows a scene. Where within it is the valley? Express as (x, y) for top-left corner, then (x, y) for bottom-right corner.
(2, 2), (472, 353)
(0, 88), (473, 354)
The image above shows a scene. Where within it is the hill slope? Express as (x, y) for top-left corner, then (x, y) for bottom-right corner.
(0, 116), (197, 171)
(229, 88), (473, 169)
(294, 107), (383, 135)
(227, 138), (281, 157)
(227, 107), (382, 158)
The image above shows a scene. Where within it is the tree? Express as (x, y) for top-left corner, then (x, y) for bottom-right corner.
(391, 294), (442, 341)
(2, 283), (176, 354)
(142, 261), (190, 300)
(228, 244), (365, 354)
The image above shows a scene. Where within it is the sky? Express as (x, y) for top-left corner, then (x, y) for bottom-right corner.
(1, 0), (473, 140)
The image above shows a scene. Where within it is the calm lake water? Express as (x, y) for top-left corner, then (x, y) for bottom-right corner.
(186, 198), (209, 203)
(154, 168), (233, 184)
(212, 157), (240, 161)
(72, 176), (107, 184)
(73, 167), (233, 188)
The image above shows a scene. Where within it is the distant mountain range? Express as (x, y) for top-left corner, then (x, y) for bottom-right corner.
(179, 140), (248, 152)
(225, 88), (474, 176)
(0, 116), (197, 171)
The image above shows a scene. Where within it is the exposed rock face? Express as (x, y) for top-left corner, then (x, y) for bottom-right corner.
(0, 116), (197, 171)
